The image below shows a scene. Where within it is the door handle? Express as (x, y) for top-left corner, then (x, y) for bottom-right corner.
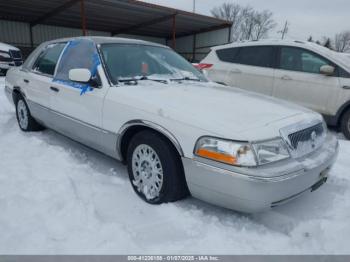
(231, 69), (242, 74)
(23, 79), (29, 83)
(281, 75), (292, 81)
(50, 86), (60, 93)
(343, 86), (350, 90)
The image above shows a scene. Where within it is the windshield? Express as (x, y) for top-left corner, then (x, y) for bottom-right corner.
(100, 43), (207, 84)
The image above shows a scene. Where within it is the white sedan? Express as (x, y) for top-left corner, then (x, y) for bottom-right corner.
(4, 37), (338, 213)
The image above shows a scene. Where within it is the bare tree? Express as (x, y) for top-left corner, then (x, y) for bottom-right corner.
(322, 37), (333, 50)
(334, 31), (350, 52)
(252, 10), (277, 40)
(211, 2), (276, 41)
(238, 7), (256, 40)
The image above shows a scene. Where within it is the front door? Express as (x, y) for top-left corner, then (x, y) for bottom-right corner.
(273, 46), (339, 114)
(49, 39), (110, 152)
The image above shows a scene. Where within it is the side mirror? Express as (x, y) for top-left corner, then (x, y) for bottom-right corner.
(69, 68), (92, 83)
(320, 65), (335, 76)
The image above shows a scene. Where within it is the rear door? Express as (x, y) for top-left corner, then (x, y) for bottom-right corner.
(210, 47), (240, 86)
(24, 42), (66, 123)
(273, 46), (340, 114)
(229, 46), (276, 95)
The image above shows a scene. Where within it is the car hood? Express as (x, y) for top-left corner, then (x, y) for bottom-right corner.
(0, 42), (19, 52)
(116, 81), (322, 141)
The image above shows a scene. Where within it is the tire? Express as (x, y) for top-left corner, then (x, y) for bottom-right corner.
(341, 108), (350, 139)
(126, 130), (188, 204)
(15, 95), (44, 132)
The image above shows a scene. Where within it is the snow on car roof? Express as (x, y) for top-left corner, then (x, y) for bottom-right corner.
(43, 36), (167, 48)
(211, 39), (350, 71)
(0, 42), (20, 52)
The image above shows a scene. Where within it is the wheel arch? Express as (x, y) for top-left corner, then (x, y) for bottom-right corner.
(117, 120), (184, 162)
(333, 100), (350, 127)
(12, 86), (26, 104)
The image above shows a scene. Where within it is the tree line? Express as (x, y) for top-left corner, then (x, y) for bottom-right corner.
(308, 32), (350, 53)
(211, 2), (350, 53)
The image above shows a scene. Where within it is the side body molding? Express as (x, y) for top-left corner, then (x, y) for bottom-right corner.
(117, 120), (184, 160)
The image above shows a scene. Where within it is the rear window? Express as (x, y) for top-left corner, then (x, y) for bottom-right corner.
(216, 46), (274, 68)
(216, 47), (239, 63)
(236, 46), (274, 68)
(33, 43), (66, 76)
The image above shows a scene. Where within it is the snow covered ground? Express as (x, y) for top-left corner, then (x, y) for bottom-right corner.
(1, 76), (350, 254)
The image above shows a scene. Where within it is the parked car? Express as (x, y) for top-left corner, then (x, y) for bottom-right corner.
(201, 40), (350, 139)
(0, 42), (23, 76)
(5, 37), (338, 213)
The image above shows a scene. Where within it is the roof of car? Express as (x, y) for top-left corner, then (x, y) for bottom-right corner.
(44, 36), (167, 48)
(212, 39), (328, 50)
(211, 39), (350, 70)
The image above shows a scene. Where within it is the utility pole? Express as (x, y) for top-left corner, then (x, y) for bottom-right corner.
(193, 0), (196, 13)
(278, 21), (289, 40)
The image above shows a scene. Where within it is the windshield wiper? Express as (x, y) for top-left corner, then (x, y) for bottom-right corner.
(118, 78), (138, 85)
(118, 76), (168, 85)
(170, 76), (201, 82)
(138, 76), (168, 84)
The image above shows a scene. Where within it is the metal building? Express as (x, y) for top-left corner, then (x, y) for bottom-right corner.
(0, 0), (232, 61)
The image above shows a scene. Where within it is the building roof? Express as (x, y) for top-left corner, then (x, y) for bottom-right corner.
(0, 0), (232, 39)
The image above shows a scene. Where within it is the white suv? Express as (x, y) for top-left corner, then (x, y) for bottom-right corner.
(201, 40), (350, 138)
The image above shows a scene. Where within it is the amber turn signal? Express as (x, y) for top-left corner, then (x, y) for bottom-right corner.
(196, 148), (237, 165)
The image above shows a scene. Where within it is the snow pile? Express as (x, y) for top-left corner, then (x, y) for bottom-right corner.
(1, 77), (350, 254)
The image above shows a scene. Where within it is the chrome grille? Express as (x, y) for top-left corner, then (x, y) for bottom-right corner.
(9, 50), (22, 59)
(288, 123), (324, 150)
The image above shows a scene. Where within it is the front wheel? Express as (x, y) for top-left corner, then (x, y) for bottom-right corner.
(15, 96), (44, 132)
(126, 130), (188, 204)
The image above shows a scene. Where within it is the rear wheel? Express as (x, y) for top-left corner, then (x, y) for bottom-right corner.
(15, 96), (44, 132)
(126, 130), (188, 204)
(341, 108), (350, 140)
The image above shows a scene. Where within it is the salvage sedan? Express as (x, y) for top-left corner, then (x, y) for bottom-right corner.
(4, 37), (339, 212)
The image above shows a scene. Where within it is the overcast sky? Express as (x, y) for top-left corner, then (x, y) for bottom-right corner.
(141, 0), (348, 41)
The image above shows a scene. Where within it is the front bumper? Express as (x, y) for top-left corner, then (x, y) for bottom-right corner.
(0, 61), (23, 70)
(183, 134), (339, 213)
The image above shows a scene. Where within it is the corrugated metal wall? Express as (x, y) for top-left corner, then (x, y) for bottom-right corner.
(0, 20), (30, 46)
(169, 27), (230, 61)
(33, 24), (110, 45)
(0, 20), (110, 46)
(1, 19), (230, 61)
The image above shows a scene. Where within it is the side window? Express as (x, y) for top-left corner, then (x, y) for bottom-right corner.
(54, 39), (101, 95)
(235, 46), (274, 68)
(216, 47), (239, 63)
(33, 43), (66, 76)
(279, 47), (331, 74)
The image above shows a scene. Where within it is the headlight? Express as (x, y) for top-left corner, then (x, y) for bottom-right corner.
(194, 137), (291, 167)
(252, 138), (290, 165)
(194, 137), (257, 167)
